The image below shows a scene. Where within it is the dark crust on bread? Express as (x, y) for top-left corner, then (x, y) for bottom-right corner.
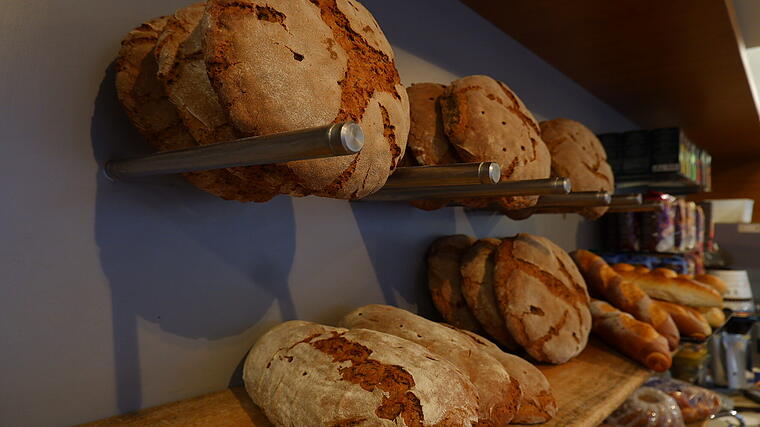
(407, 83), (459, 166)
(427, 235), (481, 331)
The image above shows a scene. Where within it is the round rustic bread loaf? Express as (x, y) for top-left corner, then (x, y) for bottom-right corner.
(203, 0), (410, 199)
(340, 304), (522, 425)
(458, 329), (558, 424)
(407, 83), (459, 166)
(245, 320), (480, 426)
(427, 235), (481, 331)
(115, 15), (259, 201)
(493, 233), (591, 364)
(460, 238), (519, 350)
(539, 118), (615, 219)
(440, 75), (551, 210)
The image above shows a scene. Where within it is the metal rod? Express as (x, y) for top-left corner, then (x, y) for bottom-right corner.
(536, 191), (612, 208)
(362, 177), (571, 202)
(104, 121), (364, 180)
(607, 202), (663, 213)
(382, 162), (500, 189)
(610, 194), (643, 207)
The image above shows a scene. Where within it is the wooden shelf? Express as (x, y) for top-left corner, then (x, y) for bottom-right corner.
(461, 0), (760, 161)
(82, 340), (650, 427)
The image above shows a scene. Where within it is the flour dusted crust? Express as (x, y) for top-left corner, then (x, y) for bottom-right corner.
(203, 0), (410, 199)
(493, 234), (591, 363)
(340, 304), (522, 425)
(427, 235), (481, 331)
(407, 83), (459, 166)
(458, 329), (558, 424)
(114, 16), (258, 200)
(440, 75), (551, 209)
(539, 118), (614, 219)
(244, 320), (479, 426)
(460, 238), (519, 350)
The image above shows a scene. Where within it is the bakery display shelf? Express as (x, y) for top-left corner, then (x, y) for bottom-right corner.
(82, 340), (650, 427)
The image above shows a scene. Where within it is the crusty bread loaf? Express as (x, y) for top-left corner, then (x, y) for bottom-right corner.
(654, 300), (711, 341)
(114, 15), (261, 201)
(699, 307), (726, 328)
(245, 320), (480, 426)
(590, 300), (672, 372)
(539, 118), (614, 220)
(458, 329), (557, 424)
(203, 0), (410, 199)
(571, 251), (680, 350)
(427, 235), (480, 331)
(460, 238), (519, 349)
(407, 83), (459, 166)
(440, 75), (551, 210)
(340, 304), (521, 425)
(694, 273), (729, 295)
(493, 234), (591, 364)
(612, 263), (723, 308)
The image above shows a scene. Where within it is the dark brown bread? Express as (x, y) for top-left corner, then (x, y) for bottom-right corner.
(427, 235), (481, 331)
(440, 75), (551, 210)
(340, 305), (522, 425)
(571, 251), (680, 350)
(114, 16), (259, 201)
(203, 0), (410, 199)
(590, 299), (672, 372)
(493, 234), (591, 364)
(539, 118), (615, 219)
(407, 83), (459, 166)
(460, 238), (519, 349)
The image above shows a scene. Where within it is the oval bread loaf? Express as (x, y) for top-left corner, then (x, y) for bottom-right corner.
(612, 263), (723, 308)
(203, 0), (410, 199)
(340, 304), (522, 425)
(427, 235), (480, 331)
(458, 329), (557, 424)
(245, 320), (480, 426)
(493, 234), (592, 363)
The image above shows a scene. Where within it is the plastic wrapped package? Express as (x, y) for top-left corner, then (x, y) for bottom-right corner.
(672, 199), (687, 253)
(695, 205), (705, 252)
(604, 386), (684, 427)
(617, 212), (640, 252)
(644, 377), (721, 423)
(639, 193), (676, 253)
(683, 202), (696, 252)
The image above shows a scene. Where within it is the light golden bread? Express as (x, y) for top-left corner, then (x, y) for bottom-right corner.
(570, 251), (680, 350)
(612, 263), (723, 308)
(654, 300), (711, 340)
(694, 273), (729, 295)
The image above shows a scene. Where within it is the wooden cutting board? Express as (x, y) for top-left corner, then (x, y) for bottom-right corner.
(83, 340), (650, 427)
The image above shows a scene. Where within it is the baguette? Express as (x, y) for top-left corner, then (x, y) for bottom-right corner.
(694, 273), (729, 295)
(590, 299), (672, 372)
(570, 250), (680, 350)
(654, 300), (711, 340)
(698, 307), (727, 328)
(612, 263), (723, 307)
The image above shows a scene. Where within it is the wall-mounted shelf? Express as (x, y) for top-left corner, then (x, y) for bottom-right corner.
(461, 0), (760, 162)
(82, 340), (650, 427)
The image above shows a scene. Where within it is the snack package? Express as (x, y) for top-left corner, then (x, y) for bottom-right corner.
(605, 386), (684, 427)
(644, 377), (721, 423)
(684, 202), (697, 252)
(639, 193), (676, 253)
(673, 198), (687, 253)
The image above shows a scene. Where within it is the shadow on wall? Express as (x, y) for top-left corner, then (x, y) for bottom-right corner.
(349, 202), (457, 319)
(90, 63), (298, 414)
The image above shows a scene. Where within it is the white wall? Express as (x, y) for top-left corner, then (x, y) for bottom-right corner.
(0, 1), (635, 425)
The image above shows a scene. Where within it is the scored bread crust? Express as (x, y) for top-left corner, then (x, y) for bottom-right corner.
(458, 329), (558, 424)
(460, 238), (519, 350)
(539, 118), (614, 220)
(203, 0), (410, 199)
(493, 234), (591, 364)
(114, 15), (256, 200)
(340, 304), (522, 425)
(440, 75), (551, 210)
(407, 83), (459, 166)
(154, 2), (280, 202)
(612, 263), (723, 308)
(245, 320), (480, 426)
(427, 235), (481, 331)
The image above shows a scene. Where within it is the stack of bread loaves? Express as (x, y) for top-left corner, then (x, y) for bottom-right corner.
(427, 233), (592, 365)
(243, 305), (557, 425)
(115, 0), (409, 201)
